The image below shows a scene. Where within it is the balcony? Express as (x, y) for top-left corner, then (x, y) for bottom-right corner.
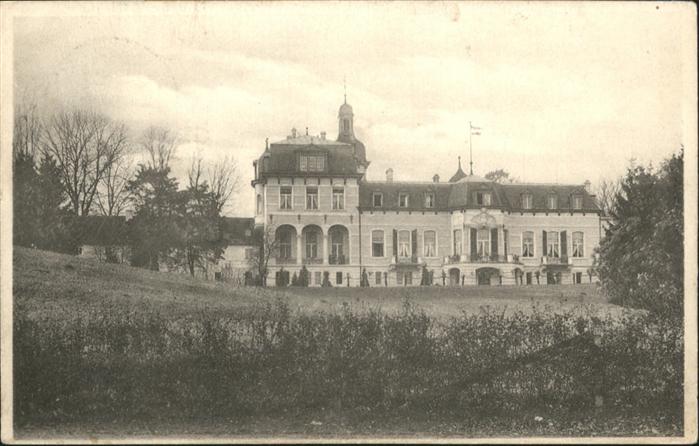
(329, 254), (348, 265)
(445, 254), (521, 264)
(391, 255), (422, 265)
(275, 256), (296, 265)
(445, 254), (464, 264)
(302, 257), (323, 265)
(542, 255), (571, 265)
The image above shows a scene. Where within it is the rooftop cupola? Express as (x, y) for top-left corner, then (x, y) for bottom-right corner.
(338, 99), (354, 140)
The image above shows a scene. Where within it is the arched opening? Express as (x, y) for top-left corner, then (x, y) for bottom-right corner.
(328, 225), (349, 264)
(301, 225), (323, 264)
(476, 267), (500, 286)
(449, 268), (460, 287)
(275, 225), (297, 264)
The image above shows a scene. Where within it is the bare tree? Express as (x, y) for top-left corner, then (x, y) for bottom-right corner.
(594, 177), (621, 217)
(13, 99), (43, 159)
(141, 126), (177, 171)
(42, 110), (129, 216)
(208, 156), (240, 215)
(249, 224), (279, 287)
(95, 153), (133, 217)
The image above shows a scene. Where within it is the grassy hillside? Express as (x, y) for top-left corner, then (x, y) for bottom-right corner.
(13, 246), (621, 320)
(13, 246), (623, 320)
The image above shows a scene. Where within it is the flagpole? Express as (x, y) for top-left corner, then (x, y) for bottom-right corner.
(469, 121), (474, 176)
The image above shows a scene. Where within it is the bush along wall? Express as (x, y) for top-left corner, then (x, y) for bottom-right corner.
(14, 299), (683, 426)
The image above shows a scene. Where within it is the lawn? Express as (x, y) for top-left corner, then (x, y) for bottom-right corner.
(13, 247), (623, 321)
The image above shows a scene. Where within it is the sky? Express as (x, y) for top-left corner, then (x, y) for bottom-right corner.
(11, 1), (694, 217)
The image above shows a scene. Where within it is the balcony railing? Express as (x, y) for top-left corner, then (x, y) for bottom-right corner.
(542, 255), (571, 265)
(275, 256), (296, 265)
(329, 254), (348, 265)
(391, 255), (421, 265)
(302, 257), (323, 265)
(445, 254), (521, 264)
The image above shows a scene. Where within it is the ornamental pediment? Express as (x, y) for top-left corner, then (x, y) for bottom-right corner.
(471, 210), (497, 228)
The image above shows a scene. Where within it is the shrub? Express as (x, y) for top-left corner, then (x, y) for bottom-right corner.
(14, 300), (682, 426)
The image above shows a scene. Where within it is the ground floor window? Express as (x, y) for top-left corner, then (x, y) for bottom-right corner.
(574, 272), (582, 284)
(336, 271), (343, 285)
(314, 271), (321, 285)
(526, 272), (532, 285)
(397, 271), (413, 285)
(375, 271), (382, 285)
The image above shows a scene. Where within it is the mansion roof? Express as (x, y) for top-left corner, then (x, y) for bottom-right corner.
(359, 179), (600, 213)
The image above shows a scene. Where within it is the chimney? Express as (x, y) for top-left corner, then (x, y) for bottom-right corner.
(320, 131), (326, 140)
(291, 127), (297, 138)
(432, 174), (440, 183)
(386, 168), (394, 182)
(584, 179), (591, 193)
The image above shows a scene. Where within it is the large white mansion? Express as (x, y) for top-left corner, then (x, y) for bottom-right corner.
(252, 99), (602, 287)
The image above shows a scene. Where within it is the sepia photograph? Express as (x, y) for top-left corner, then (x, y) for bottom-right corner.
(0, 1), (697, 443)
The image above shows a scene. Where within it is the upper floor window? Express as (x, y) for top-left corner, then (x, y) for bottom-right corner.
(476, 191), (492, 206)
(332, 187), (344, 210)
(299, 154), (325, 172)
(522, 231), (534, 257)
(522, 193), (533, 210)
(572, 231), (584, 257)
(424, 192), (435, 208)
(398, 193), (409, 208)
(477, 228), (491, 257)
(424, 230), (437, 257)
(371, 230), (384, 257)
(372, 192), (383, 207)
(306, 187), (318, 210)
(343, 119), (350, 132)
(453, 229), (462, 255)
(547, 231), (560, 257)
(398, 230), (411, 257)
(547, 194), (558, 210)
(572, 194), (583, 210)
(256, 194), (263, 214)
(280, 187), (292, 210)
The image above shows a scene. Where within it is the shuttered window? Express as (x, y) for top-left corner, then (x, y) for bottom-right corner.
(572, 232), (584, 257)
(371, 230), (384, 257)
(522, 231), (534, 257)
(424, 230), (436, 257)
(547, 231), (560, 257)
(398, 230), (411, 257)
(477, 229), (490, 257)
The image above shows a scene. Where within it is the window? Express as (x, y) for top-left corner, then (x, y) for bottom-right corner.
(522, 193), (533, 210)
(306, 187), (318, 210)
(398, 230), (411, 257)
(256, 194), (263, 214)
(574, 272), (583, 284)
(299, 154), (325, 172)
(424, 230), (436, 257)
(305, 229), (319, 259)
(244, 248), (255, 259)
(398, 193), (409, 208)
(477, 228), (491, 257)
(547, 231), (560, 257)
(332, 188), (344, 210)
(314, 271), (322, 286)
(572, 195), (583, 210)
(547, 194), (558, 210)
(331, 230), (344, 258)
(404, 271), (413, 285)
(476, 192), (492, 206)
(373, 193), (383, 207)
(424, 192), (435, 208)
(522, 231), (534, 257)
(343, 119), (350, 132)
(453, 229), (462, 255)
(371, 230), (384, 257)
(336, 271), (343, 285)
(279, 229), (292, 259)
(572, 232), (584, 257)
(280, 187), (292, 210)
(375, 271), (382, 285)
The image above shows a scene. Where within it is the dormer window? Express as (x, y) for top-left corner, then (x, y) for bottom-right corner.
(373, 192), (383, 207)
(424, 192), (435, 208)
(398, 192), (409, 208)
(476, 191), (491, 206)
(299, 154), (325, 172)
(547, 194), (558, 210)
(522, 193), (533, 210)
(572, 194), (583, 210)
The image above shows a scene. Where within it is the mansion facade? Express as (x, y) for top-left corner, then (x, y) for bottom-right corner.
(252, 100), (602, 287)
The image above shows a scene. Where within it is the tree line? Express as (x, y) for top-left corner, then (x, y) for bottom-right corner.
(13, 101), (240, 276)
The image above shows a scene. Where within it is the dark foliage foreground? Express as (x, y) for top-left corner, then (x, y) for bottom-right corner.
(14, 299), (683, 433)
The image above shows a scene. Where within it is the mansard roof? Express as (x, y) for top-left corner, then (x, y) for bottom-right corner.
(256, 140), (362, 178)
(358, 180), (600, 212)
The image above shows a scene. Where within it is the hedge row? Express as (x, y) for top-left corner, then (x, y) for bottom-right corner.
(14, 300), (683, 425)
